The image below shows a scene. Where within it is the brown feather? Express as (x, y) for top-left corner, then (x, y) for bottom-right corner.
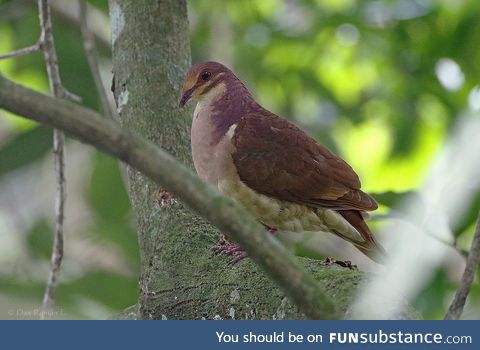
(231, 111), (378, 212)
(338, 210), (386, 262)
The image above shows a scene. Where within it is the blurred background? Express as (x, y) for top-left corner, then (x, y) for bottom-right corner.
(0, 0), (479, 319)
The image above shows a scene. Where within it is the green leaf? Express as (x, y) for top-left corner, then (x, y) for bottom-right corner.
(88, 152), (139, 261)
(0, 126), (52, 177)
(414, 269), (454, 319)
(454, 192), (480, 237)
(371, 190), (419, 208)
(88, 152), (130, 221)
(26, 219), (53, 260)
(58, 271), (138, 313)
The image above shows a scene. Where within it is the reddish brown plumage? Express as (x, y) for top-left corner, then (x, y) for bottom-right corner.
(180, 61), (385, 262)
(231, 112), (378, 212)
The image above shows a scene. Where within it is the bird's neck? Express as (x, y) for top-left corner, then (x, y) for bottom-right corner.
(208, 78), (258, 139)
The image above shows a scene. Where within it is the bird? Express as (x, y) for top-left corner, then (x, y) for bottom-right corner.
(179, 61), (385, 264)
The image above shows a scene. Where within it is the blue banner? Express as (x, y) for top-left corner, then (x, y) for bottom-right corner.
(1, 320), (476, 349)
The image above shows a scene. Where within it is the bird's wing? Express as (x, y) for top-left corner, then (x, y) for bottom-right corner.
(231, 112), (377, 211)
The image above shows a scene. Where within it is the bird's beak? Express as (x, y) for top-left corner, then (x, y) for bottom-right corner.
(178, 87), (194, 108)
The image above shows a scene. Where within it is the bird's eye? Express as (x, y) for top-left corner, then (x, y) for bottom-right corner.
(201, 71), (211, 81)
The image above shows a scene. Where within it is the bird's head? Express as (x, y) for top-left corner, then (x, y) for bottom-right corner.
(178, 61), (233, 107)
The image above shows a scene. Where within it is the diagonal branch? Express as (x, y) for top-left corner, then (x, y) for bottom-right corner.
(0, 75), (338, 320)
(445, 213), (480, 320)
(0, 42), (41, 60)
(371, 211), (470, 258)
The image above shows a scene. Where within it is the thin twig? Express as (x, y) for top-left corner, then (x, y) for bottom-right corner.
(38, 0), (62, 96)
(0, 3), (82, 106)
(37, 0), (66, 314)
(0, 42), (41, 60)
(62, 88), (82, 103)
(0, 2), (68, 313)
(445, 213), (480, 320)
(28, 0), (111, 50)
(42, 128), (65, 305)
(78, 0), (115, 119)
(371, 210), (469, 258)
(431, 235), (469, 258)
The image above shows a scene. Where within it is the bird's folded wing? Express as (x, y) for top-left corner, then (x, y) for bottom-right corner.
(231, 112), (377, 211)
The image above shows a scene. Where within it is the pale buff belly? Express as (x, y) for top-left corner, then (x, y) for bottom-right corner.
(218, 176), (365, 245)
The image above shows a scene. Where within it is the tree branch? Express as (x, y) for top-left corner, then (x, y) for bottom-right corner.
(79, 0), (115, 119)
(372, 211), (469, 258)
(0, 75), (338, 319)
(445, 213), (480, 320)
(37, 0), (66, 313)
(0, 42), (41, 60)
(47, 0), (111, 50)
(0, 0), (69, 313)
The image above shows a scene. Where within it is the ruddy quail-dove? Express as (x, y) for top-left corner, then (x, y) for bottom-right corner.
(179, 61), (385, 264)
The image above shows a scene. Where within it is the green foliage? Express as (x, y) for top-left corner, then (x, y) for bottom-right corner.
(26, 219), (53, 260)
(0, 126), (52, 176)
(58, 271), (138, 317)
(0, 0), (137, 318)
(88, 152), (139, 261)
(414, 270), (456, 320)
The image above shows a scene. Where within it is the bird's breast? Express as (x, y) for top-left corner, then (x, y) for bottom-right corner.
(191, 103), (234, 186)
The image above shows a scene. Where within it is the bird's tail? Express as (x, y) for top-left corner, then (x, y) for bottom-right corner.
(338, 210), (387, 264)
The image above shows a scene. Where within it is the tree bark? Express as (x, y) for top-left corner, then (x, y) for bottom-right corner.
(109, 0), (195, 318)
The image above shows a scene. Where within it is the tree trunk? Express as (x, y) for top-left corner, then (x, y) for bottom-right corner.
(108, 0), (389, 320)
